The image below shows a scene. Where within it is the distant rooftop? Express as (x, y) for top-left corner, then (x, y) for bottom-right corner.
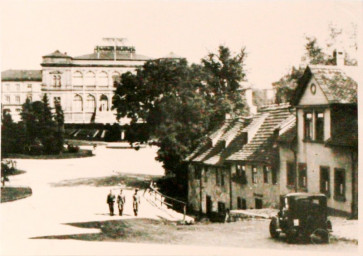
(1, 69), (42, 82)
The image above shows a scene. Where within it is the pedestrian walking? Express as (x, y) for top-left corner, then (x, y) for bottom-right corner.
(106, 190), (115, 216)
(133, 189), (140, 216)
(117, 189), (126, 216)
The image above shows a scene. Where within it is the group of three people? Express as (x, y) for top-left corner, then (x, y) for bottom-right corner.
(107, 189), (140, 216)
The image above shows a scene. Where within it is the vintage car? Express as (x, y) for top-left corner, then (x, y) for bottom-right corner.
(269, 193), (332, 244)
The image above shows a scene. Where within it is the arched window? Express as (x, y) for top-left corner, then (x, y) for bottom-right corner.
(73, 71), (83, 86)
(98, 71), (109, 86)
(99, 94), (108, 111)
(73, 94), (83, 112)
(112, 72), (121, 87)
(86, 94), (96, 111)
(85, 71), (96, 86)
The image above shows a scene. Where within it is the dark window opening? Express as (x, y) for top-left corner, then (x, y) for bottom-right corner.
(204, 166), (208, 182)
(255, 198), (263, 209)
(220, 169), (225, 186)
(334, 168), (345, 201)
(236, 164), (247, 184)
(263, 166), (269, 184)
(304, 112), (313, 140)
(298, 163), (307, 189)
(195, 165), (201, 180)
(272, 167), (277, 185)
(252, 166), (257, 184)
(237, 197), (247, 210)
(315, 111), (324, 141)
(287, 162), (295, 186)
(320, 166), (330, 197)
(218, 202), (226, 213)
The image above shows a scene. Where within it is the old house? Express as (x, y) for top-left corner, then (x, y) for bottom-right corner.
(279, 65), (358, 217)
(186, 104), (295, 215)
(226, 104), (294, 210)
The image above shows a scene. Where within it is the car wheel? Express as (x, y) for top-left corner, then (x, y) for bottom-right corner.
(269, 217), (280, 239)
(311, 228), (330, 244)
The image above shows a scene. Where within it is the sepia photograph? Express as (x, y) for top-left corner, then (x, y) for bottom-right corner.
(0, 0), (361, 255)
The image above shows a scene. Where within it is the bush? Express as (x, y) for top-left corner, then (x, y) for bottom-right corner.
(67, 144), (80, 153)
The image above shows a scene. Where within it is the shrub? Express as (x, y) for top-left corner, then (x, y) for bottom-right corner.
(67, 144), (80, 153)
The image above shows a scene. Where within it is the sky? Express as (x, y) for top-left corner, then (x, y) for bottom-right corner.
(0, 0), (362, 88)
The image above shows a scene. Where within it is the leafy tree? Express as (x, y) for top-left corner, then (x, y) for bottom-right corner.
(201, 46), (248, 129)
(274, 23), (357, 103)
(113, 46), (248, 197)
(1, 110), (25, 155)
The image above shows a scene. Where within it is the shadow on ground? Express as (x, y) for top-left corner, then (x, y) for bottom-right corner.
(31, 218), (356, 250)
(31, 218), (176, 243)
(51, 173), (162, 189)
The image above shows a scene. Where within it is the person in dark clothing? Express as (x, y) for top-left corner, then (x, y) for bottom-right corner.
(117, 189), (126, 216)
(133, 189), (140, 216)
(107, 190), (115, 216)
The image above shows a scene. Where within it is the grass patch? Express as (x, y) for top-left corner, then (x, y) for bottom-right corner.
(32, 218), (357, 250)
(65, 139), (107, 146)
(5, 149), (93, 159)
(51, 173), (162, 189)
(1, 187), (32, 203)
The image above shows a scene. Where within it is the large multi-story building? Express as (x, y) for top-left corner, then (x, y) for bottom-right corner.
(1, 43), (151, 124)
(1, 70), (42, 122)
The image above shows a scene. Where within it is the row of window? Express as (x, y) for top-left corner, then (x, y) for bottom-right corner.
(71, 71), (121, 87)
(2, 84), (33, 91)
(3, 95), (21, 104)
(286, 163), (346, 201)
(193, 164), (277, 187)
(73, 94), (110, 112)
(216, 197), (261, 213)
(304, 109), (324, 141)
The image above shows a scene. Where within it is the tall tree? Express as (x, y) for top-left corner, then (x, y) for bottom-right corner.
(201, 46), (248, 129)
(113, 46), (248, 197)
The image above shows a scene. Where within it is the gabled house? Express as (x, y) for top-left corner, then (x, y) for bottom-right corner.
(283, 65), (358, 217)
(186, 104), (295, 215)
(186, 118), (248, 214)
(226, 104), (294, 210)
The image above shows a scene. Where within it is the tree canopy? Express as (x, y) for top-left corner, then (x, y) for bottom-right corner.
(273, 23), (358, 104)
(112, 46), (248, 179)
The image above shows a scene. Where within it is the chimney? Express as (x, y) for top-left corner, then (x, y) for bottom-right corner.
(245, 87), (257, 115)
(336, 50), (345, 67)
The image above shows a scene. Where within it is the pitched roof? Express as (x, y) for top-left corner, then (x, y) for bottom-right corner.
(186, 119), (247, 165)
(293, 65), (357, 105)
(43, 50), (71, 58)
(1, 69), (42, 82)
(227, 104), (294, 163)
(74, 51), (151, 61)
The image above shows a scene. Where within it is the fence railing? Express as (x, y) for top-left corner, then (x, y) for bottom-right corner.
(146, 186), (187, 222)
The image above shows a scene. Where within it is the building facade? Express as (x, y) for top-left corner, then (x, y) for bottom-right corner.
(280, 65), (358, 217)
(1, 70), (42, 122)
(1, 44), (150, 124)
(186, 104), (294, 214)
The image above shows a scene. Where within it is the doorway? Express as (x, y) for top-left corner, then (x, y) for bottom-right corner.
(255, 198), (263, 209)
(206, 196), (212, 214)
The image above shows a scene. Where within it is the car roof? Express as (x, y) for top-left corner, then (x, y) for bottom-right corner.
(284, 192), (326, 198)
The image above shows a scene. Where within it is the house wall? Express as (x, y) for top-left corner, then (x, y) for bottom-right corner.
(187, 164), (201, 212)
(230, 163), (280, 209)
(297, 108), (355, 215)
(278, 146), (296, 195)
(200, 166), (230, 213)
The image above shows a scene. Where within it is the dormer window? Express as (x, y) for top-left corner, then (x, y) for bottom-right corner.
(304, 112), (313, 140)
